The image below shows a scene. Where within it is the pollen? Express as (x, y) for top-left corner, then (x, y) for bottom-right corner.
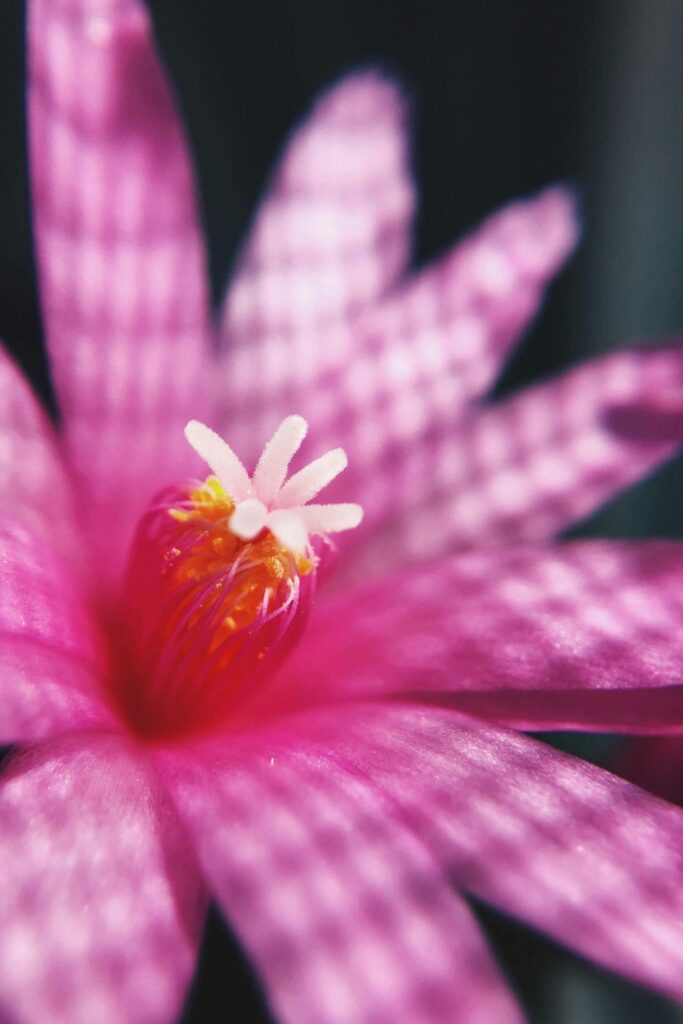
(113, 417), (362, 740)
(163, 475), (313, 648)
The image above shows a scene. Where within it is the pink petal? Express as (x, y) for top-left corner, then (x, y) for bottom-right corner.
(282, 703), (683, 1001)
(0, 732), (206, 1024)
(220, 186), (576, 508)
(157, 734), (522, 1024)
(269, 541), (683, 733)
(28, 0), (212, 585)
(219, 70), (414, 466)
(358, 345), (683, 571)
(0, 517), (114, 744)
(0, 344), (78, 562)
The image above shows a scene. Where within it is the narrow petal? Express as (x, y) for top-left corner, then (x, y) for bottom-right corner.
(281, 703), (683, 1002)
(0, 344), (78, 561)
(218, 70), (414, 466)
(219, 186), (576, 492)
(252, 415), (308, 504)
(156, 735), (523, 1024)
(28, 0), (212, 582)
(185, 420), (251, 501)
(0, 732), (206, 1024)
(298, 502), (364, 534)
(266, 509), (308, 553)
(349, 185), (577, 417)
(355, 345), (683, 572)
(0, 517), (114, 744)
(270, 542), (683, 733)
(276, 448), (348, 508)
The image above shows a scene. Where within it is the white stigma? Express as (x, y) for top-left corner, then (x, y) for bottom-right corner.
(184, 417), (363, 553)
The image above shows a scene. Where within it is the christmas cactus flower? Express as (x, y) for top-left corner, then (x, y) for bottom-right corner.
(1, 0), (682, 1021)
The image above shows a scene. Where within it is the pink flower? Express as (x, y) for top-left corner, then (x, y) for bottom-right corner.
(1, 0), (682, 1021)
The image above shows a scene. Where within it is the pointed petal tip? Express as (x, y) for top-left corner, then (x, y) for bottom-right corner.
(316, 66), (408, 126)
(532, 182), (582, 259)
(490, 182), (580, 280)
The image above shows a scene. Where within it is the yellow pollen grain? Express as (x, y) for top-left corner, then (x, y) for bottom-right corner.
(163, 476), (312, 653)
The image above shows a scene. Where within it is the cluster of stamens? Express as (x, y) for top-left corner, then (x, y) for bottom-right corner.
(114, 417), (362, 738)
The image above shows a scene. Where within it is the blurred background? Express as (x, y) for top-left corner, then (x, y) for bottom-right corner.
(1, 0), (682, 1020)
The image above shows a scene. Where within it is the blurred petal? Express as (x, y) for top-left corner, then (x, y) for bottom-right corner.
(0, 732), (206, 1024)
(157, 735), (523, 1024)
(271, 542), (683, 733)
(286, 704), (683, 1002)
(341, 185), (577, 427)
(356, 345), (683, 571)
(0, 344), (77, 561)
(28, 0), (212, 582)
(221, 188), (578, 536)
(0, 516), (114, 744)
(219, 70), (414, 465)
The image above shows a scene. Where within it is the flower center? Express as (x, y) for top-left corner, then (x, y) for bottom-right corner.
(110, 417), (362, 741)
(113, 476), (317, 738)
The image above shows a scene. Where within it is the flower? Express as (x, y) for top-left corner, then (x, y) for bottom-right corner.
(1, 0), (683, 1021)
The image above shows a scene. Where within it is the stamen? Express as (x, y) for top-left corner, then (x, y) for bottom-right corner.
(114, 417), (363, 739)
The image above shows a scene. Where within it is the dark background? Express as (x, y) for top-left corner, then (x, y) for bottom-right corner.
(1, 1), (682, 1020)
